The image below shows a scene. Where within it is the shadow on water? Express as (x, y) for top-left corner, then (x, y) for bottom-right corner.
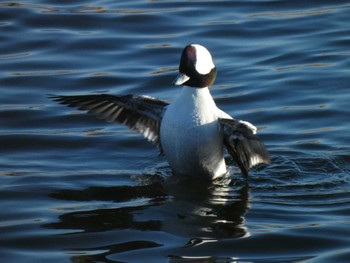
(45, 173), (250, 262)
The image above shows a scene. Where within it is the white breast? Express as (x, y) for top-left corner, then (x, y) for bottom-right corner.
(160, 87), (227, 179)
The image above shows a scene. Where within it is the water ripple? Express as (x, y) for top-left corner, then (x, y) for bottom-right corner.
(0, 0), (349, 262)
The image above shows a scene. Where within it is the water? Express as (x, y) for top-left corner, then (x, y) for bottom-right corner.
(1, 1), (349, 262)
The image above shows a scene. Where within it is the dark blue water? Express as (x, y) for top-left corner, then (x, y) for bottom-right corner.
(1, 1), (349, 262)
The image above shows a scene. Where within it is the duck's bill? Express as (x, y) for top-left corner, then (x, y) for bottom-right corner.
(173, 73), (190, 86)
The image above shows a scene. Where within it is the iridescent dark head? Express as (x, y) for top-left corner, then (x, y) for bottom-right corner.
(173, 44), (217, 88)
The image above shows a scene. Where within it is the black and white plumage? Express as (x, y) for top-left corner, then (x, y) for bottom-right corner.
(52, 44), (270, 179)
(51, 94), (168, 148)
(218, 118), (270, 177)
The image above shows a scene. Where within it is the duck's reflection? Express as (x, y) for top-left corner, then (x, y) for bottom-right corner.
(46, 173), (250, 261)
(161, 177), (250, 241)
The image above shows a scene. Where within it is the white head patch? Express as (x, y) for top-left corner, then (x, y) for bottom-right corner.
(192, 44), (215, 75)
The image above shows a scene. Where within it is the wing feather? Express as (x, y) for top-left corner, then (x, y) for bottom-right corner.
(219, 118), (270, 177)
(50, 94), (169, 148)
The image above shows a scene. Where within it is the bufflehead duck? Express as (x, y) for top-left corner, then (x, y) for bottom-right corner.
(51, 44), (270, 179)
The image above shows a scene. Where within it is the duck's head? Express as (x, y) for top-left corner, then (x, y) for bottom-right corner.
(173, 44), (217, 88)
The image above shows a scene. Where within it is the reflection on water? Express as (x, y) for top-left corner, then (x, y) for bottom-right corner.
(47, 180), (167, 233)
(46, 174), (250, 261)
(168, 255), (314, 263)
(161, 178), (249, 241)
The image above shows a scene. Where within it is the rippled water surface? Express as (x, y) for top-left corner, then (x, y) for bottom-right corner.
(1, 1), (350, 262)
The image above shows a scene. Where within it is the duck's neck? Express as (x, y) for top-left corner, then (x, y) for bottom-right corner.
(180, 86), (211, 98)
(176, 86), (217, 111)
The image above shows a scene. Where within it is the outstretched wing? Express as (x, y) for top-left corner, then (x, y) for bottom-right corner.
(50, 94), (169, 148)
(219, 118), (270, 177)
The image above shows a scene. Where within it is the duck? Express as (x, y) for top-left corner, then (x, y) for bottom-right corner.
(51, 44), (270, 179)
